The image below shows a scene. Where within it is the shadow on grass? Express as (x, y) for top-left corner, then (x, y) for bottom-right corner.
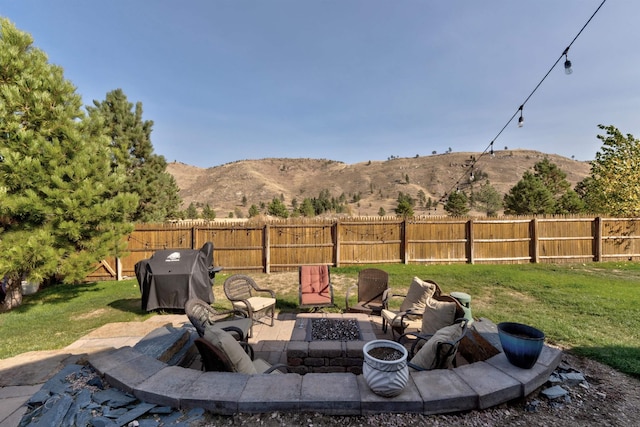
(19, 281), (102, 310)
(570, 345), (640, 379)
(108, 298), (145, 314)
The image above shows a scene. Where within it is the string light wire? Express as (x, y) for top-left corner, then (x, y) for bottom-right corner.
(438, 0), (607, 205)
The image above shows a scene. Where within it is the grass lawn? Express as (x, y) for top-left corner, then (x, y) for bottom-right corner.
(1, 262), (638, 378)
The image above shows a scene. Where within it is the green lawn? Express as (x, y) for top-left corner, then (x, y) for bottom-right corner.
(1, 262), (639, 378)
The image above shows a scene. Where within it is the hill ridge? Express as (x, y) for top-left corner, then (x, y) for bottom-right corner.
(167, 149), (591, 217)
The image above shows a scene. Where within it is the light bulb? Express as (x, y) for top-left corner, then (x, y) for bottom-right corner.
(564, 58), (573, 74)
(518, 115), (524, 128)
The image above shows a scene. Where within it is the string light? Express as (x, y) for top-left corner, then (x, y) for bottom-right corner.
(436, 0), (607, 207)
(517, 106), (524, 128)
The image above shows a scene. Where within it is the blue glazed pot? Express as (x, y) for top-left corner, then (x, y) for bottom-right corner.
(497, 322), (545, 369)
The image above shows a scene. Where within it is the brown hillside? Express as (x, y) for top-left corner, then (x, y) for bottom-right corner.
(167, 150), (591, 217)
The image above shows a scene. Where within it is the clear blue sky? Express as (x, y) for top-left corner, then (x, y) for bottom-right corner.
(3, 1), (637, 168)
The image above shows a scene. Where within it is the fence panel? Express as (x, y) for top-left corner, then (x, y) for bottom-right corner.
(602, 218), (640, 261)
(269, 223), (335, 271)
(537, 218), (595, 263)
(407, 219), (468, 263)
(473, 219), (532, 264)
(195, 225), (265, 272)
(338, 219), (403, 265)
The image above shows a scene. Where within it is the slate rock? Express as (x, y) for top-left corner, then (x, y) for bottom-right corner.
(541, 385), (569, 400)
(93, 388), (137, 407)
(28, 393), (74, 427)
(27, 389), (51, 407)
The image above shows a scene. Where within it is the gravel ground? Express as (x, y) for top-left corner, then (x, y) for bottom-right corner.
(196, 352), (640, 427)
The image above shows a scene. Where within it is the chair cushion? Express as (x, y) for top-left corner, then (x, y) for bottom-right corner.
(400, 277), (438, 314)
(381, 309), (407, 327)
(410, 322), (466, 370)
(203, 326), (257, 374)
(421, 296), (458, 334)
(232, 296), (276, 312)
(301, 292), (332, 306)
(299, 265), (330, 294)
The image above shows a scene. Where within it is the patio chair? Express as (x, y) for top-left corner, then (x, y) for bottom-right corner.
(345, 268), (388, 315)
(399, 318), (469, 371)
(298, 265), (334, 311)
(380, 277), (442, 339)
(223, 274), (276, 337)
(194, 326), (288, 374)
(184, 298), (252, 341)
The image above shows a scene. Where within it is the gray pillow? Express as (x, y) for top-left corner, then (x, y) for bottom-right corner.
(421, 296), (459, 334)
(410, 322), (466, 370)
(204, 326), (257, 374)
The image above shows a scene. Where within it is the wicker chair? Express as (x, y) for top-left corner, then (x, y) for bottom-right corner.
(345, 268), (388, 315)
(223, 274), (276, 337)
(184, 298), (251, 341)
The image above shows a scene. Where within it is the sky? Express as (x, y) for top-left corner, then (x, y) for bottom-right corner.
(2, 1), (638, 168)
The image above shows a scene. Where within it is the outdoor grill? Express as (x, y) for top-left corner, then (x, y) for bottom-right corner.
(135, 242), (222, 312)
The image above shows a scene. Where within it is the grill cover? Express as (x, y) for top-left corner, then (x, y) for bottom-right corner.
(135, 242), (216, 312)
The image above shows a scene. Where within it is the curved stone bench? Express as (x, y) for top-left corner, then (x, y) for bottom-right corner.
(88, 332), (562, 416)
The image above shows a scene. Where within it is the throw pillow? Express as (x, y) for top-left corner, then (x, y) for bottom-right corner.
(399, 277), (439, 314)
(421, 295), (459, 334)
(204, 326), (257, 374)
(410, 322), (466, 370)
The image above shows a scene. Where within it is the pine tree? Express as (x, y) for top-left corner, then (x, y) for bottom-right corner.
(0, 19), (137, 310)
(86, 89), (181, 222)
(444, 191), (470, 216)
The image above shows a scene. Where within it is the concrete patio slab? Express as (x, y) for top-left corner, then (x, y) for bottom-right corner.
(179, 372), (249, 416)
(238, 373), (303, 412)
(454, 361), (522, 409)
(300, 373), (360, 415)
(413, 368), (479, 414)
(486, 347), (562, 396)
(105, 353), (167, 394)
(357, 374), (423, 414)
(135, 366), (203, 408)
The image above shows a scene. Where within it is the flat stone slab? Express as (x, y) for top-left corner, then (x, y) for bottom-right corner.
(105, 353), (167, 393)
(357, 375), (423, 414)
(412, 368), (478, 414)
(300, 373), (360, 415)
(454, 361), (522, 409)
(179, 372), (249, 416)
(135, 366), (203, 409)
(238, 373), (303, 412)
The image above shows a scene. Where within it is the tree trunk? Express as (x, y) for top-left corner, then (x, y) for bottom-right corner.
(0, 276), (23, 312)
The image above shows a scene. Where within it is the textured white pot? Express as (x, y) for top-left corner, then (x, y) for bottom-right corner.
(362, 339), (409, 397)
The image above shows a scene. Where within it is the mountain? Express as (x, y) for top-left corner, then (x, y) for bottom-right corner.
(166, 149), (591, 217)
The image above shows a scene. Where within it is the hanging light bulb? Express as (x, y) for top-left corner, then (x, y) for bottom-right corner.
(518, 106), (524, 128)
(564, 54), (573, 74)
(490, 141), (495, 157)
(469, 170), (475, 182)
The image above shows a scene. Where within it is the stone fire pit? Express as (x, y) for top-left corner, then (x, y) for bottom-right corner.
(286, 313), (376, 374)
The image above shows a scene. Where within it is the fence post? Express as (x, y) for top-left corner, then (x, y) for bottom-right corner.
(594, 217), (602, 262)
(191, 225), (197, 249)
(530, 218), (539, 263)
(467, 219), (474, 264)
(402, 219), (408, 264)
(334, 221), (341, 267)
(116, 257), (122, 281)
(264, 224), (270, 273)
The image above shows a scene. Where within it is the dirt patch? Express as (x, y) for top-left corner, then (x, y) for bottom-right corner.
(73, 308), (108, 320)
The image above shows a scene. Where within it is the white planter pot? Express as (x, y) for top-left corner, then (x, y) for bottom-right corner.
(362, 339), (409, 397)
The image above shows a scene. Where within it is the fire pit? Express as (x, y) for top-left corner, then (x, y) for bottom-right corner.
(286, 313), (375, 374)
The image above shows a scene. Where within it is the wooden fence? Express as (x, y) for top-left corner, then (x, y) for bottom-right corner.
(88, 216), (640, 280)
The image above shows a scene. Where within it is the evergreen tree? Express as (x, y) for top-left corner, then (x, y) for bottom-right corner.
(202, 204), (216, 220)
(475, 181), (503, 216)
(248, 204), (260, 218)
(299, 198), (315, 217)
(444, 191), (470, 216)
(378, 207), (386, 216)
(503, 172), (555, 215)
(394, 192), (415, 217)
(268, 197), (289, 218)
(578, 125), (640, 216)
(0, 19), (137, 310)
(185, 202), (199, 219)
(86, 89), (181, 222)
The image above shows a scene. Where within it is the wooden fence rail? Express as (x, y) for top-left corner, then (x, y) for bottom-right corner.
(88, 216), (640, 281)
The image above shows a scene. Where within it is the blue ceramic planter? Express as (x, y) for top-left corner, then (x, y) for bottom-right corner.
(497, 322), (545, 369)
